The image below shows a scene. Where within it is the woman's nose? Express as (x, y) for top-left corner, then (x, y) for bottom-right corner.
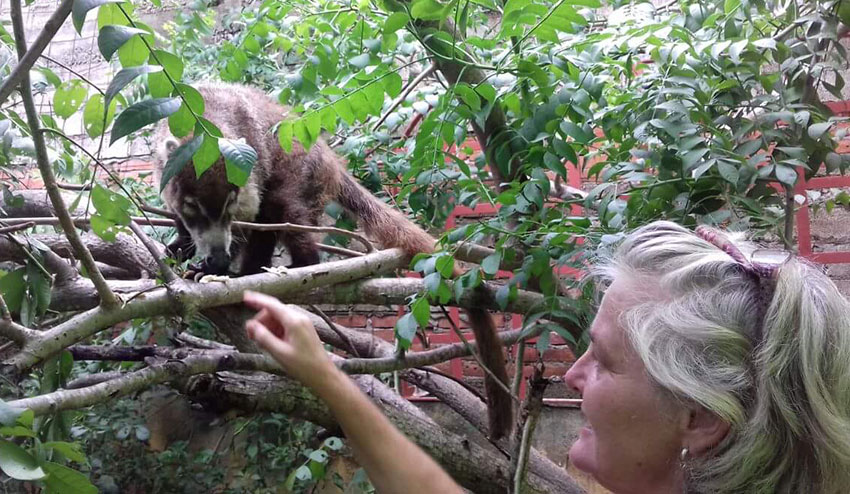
(564, 353), (586, 394)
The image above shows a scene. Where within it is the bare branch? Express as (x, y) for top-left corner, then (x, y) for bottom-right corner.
(372, 63), (436, 131)
(173, 332), (235, 350)
(0, 0), (74, 106)
(338, 325), (540, 374)
(0, 222), (35, 235)
(9, 1), (117, 308)
(511, 364), (548, 493)
(128, 221), (178, 283)
(6, 353), (279, 415)
(4, 249), (409, 372)
(0, 319), (38, 345)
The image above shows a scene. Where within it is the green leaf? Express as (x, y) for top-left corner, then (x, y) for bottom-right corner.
(0, 426), (35, 438)
(775, 164), (797, 186)
(42, 442), (86, 464)
(160, 136), (201, 190)
(383, 73), (403, 98)
(105, 65), (161, 107)
(98, 25), (148, 61)
(383, 12), (410, 34)
(148, 50), (184, 98)
(435, 254), (454, 278)
(394, 313), (417, 350)
(193, 133), (219, 178)
(278, 121), (294, 153)
(110, 97), (181, 144)
(807, 122), (833, 140)
(411, 297), (430, 327)
(0, 269), (25, 313)
(92, 184), (131, 228)
(482, 252), (501, 275)
(410, 0), (444, 20)
(168, 84), (204, 138)
(72, 0), (122, 34)
(0, 440), (45, 481)
(82, 94), (117, 138)
(333, 99), (355, 126)
(724, 0), (741, 14)
(560, 121), (592, 144)
(455, 84), (481, 111)
(53, 80), (88, 119)
(219, 138), (257, 187)
(42, 461), (97, 494)
(350, 53), (371, 69)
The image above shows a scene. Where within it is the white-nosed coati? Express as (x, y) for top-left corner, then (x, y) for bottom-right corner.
(153, 83), (512, 439)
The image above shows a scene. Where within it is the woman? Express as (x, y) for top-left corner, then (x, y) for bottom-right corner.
(243, 221), (850, 493)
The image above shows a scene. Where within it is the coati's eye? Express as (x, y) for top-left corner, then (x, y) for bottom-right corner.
(182, 197), (199, 217)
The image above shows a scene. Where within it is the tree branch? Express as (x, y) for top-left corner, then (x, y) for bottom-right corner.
(3, 249), (410, 373)
(9, 1), (118, 308)
(128, 221), (178, 283)
(0, 0), (74, 106)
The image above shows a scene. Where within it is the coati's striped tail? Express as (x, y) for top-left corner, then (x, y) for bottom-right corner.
(336, 172), (514, 440)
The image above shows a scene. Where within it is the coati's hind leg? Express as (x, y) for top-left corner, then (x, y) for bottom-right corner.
(281, 231), (321, 268)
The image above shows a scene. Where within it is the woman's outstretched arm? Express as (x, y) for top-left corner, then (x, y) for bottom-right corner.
(242, 291), (464, 494)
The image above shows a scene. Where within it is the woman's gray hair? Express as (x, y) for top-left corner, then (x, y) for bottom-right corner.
(593, 221), (850, 493)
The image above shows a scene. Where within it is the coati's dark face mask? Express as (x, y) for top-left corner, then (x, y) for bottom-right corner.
(179, 188), (240, 274)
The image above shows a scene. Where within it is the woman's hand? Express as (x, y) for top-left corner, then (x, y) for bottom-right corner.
(243, 290), (338, 389)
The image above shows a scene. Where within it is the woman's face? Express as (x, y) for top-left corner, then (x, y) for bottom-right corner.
(564, 278), (686, 494)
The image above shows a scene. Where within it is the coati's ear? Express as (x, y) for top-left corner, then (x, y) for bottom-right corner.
(165, 138), (179, 155)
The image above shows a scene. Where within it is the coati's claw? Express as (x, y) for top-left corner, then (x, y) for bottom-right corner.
(198, 274), (231, 284)
(261, 266), (289, 276)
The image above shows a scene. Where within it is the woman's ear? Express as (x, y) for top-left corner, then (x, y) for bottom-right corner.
(681, 406), (731, 457)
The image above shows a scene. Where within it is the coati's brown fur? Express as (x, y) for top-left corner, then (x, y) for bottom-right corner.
(153, 82), (512, 439)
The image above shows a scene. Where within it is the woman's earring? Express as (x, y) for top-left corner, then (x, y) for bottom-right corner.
(679, 447), (689, 466)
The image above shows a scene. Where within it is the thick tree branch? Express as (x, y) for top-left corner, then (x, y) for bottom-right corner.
(4, 248), (409, 373)
(6, 353), (279, 415)
(0, 319), (38, 345)
(184, 371), (560, 494)
(0, 0), (74, 106)
(9, 1), (117, 308)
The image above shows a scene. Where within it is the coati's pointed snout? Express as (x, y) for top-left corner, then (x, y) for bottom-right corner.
(203, 249), (231, 275)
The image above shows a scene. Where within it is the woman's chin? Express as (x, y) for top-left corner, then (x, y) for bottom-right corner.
(568, 426), (597, 474)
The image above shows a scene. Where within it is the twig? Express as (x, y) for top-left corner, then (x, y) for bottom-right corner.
(128, 221), (179, 284)
(0, 294), (11, 321)
(1, 231), (54, 280)
(39, 54), (104, 96)
(339, 324), (541, 374)
(234, 222), (376, 253)
(511, 341), (526, 398)
(318, 243), (364, 258)
(511, 363), (548, 493)
(9, 1), (117, 308)
(0, 0), (74, 106)
(0, 222), (35, 235)
(140, 204), (177, 219)
(56, 183), (92, 191)
(438, 305), (519, 403)
(372, 63), (436, 131)
(309, 304), (361, 357)
(65, 370), (125, 389)
(173, 332), (235, 350)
